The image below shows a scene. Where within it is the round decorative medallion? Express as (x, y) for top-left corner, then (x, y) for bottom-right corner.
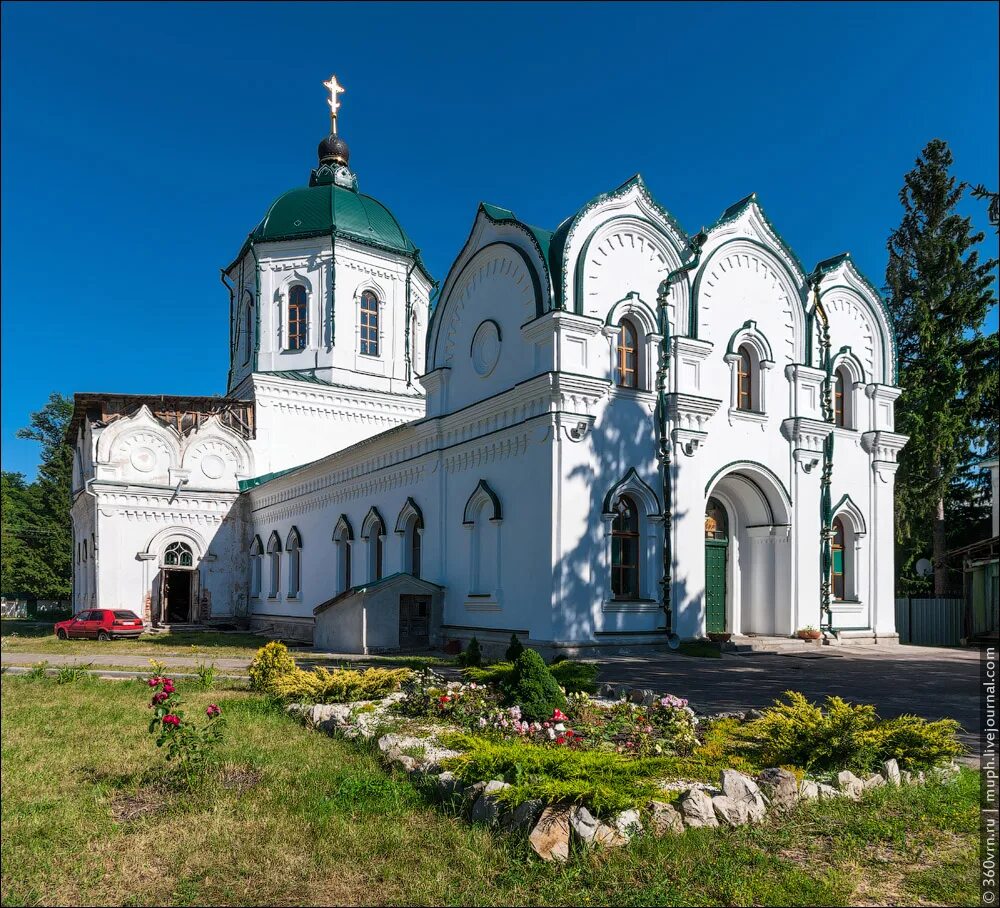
(471, 320), (501, 377)
(129, 446), (156, 473)
(201, 454), (225, 480)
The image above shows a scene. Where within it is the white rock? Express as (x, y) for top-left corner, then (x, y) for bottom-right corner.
(756, 768), (798, 812)
(720, 769), (768, 822)
(677, 788), (719, 828)
(864, 773), (886, 790)
(499, 798), (543, 833)
(882, 759), (901, 786)
(835, 770), (864, 800)
(648, 800), (684, 836)
(569, 805), (600, 844)
(817, 782), (841, 800)
(712, 794), (748, 826)
(469, 780), (511, 825)
(529, 806), (571, 862)
(799, 780), (819, 800)
(613, 809), (642, 839)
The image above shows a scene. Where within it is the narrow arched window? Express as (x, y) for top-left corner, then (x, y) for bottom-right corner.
(374, 535), (383, 581)
(737, 345), (754, 411)
(288, 285), (307, 350)
(249, 536), (262, 598)
(614, 318), (639, 389)
(360, 290), (379, 356)
(410, 524), (422, 578)
(243, 297), (254, 365)
(335, 526), (352, 594)
(611, 495), (640, 599)
(831, 517), (846, 600)
(286, 528), (302, 598)
(834, 367), (848, 428)
(267, 533), (282, 598)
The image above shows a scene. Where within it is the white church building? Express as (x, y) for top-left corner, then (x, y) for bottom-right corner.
(69, 78), (907, 651)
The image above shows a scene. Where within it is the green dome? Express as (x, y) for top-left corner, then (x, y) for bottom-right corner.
(251, 182), (420, 260)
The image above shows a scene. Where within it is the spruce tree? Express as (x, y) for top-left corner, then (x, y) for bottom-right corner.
(885, 139), (998, 594)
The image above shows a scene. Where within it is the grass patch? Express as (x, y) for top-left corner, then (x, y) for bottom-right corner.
(0, 629), (276, 660)
(0, 675), (978, 906)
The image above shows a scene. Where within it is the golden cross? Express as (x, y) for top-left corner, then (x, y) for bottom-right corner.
(323, 74), (345, 132)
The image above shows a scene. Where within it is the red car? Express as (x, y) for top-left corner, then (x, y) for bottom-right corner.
(55, 609), (145, 641)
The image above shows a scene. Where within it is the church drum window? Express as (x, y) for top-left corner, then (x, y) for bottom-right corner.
(360, 290), (379, 356)
(288, 285), (307, 351)
(614, 318), (639, 389)
(611, 495), (640, 599)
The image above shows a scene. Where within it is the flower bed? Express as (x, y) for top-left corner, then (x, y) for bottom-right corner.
(273, 646), (965, 862)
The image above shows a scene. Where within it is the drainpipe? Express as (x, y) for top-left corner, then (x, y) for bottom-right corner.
(655, 230), (707, 640)
(403, 257), (418, 386)
(810, 273), (835, 634)
(220, 270), (236, 390)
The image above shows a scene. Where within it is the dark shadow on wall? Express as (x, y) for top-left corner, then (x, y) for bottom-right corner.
(553, 392), (691, 645)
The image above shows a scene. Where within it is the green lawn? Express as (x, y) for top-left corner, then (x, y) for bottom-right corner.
(0, 675), (978, 907)
(0, 623), (276, 660)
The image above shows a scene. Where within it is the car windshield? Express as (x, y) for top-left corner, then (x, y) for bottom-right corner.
(113, 611), (139, 619)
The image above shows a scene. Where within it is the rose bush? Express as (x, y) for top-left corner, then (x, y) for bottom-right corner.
(147, 677), (225, 786)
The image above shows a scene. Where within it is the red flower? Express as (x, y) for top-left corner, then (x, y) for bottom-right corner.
(162, 714), (180, 727)
(147, 677), (161, 687)
(152, 691), (169, 705)
(439, 695), (450, 703)
(206, 704), (221, 718)
(555, 735), (567, 745)
(552, 709), (568, 722)
(162, 682), (175, 694)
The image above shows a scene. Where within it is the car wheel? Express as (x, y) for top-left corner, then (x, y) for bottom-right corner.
(56, 628), (68, 640)
(97, 630), (110, 642)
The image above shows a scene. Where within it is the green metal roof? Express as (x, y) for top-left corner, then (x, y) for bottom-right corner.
(251, 182), (424, 265)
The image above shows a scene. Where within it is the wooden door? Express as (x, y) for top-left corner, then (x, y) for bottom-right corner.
(399, 595), (430, 649)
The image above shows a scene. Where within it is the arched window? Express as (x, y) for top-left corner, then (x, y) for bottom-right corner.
(360, 290), (379, 356)
(362, 508), (385, 583)
(395, 498), (424, 578)
(163, 541), (193, 567)
(242, 296), (254, 365)
(611, 495), (640, 599)
(287, 285), (307, 350)
(614, 318), (639, 389)
(286, 528), (302, 598)
(249, 536), (263, 598)
(267, 532), (282, 598)
(410, 526), (422, 578)
(736, 345), (754, 411)
(831, 517), (846, 600)
(333, 517), (354, 594)
(833, 367), (849, 428)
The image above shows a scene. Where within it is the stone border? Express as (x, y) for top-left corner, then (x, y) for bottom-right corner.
(287, 696), (960, 862)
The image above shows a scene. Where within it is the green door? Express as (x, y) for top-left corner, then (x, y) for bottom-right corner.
(705, 498), (729, 634)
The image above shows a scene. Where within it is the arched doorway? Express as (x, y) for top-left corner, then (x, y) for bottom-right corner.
(704, 466), (793, 636)
(160, 541), (196, 624)
(704, 498), (729, 633)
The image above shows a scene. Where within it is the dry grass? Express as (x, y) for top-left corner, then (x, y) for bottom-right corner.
(0, 674), (979, 907)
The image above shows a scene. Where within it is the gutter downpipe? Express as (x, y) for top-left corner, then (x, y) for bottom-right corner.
(809, 273), (835, 635)
(220, 270), (236, 391)
(655, 230), (707, 641)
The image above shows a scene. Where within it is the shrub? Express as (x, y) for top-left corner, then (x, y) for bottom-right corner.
(269, 665), (412, 704)
(549, 660), (599, 694)
(440, 733), (675, 814)
(457, 636), (482, 668)
(733, 691), (963, 773)
(504, 634), (524, 663)
(501, 649), (565, 721)
(463, 658), (597, 695)
(25, 661), (48, 681)
(247, 641), (296, 693)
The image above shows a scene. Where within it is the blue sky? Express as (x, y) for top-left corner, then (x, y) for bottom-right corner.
(2, 1), (997, 478)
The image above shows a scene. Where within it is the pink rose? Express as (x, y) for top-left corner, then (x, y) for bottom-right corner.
(162, 714), (180, 727)
(152, 691), (169, 705)
(206, 704), (221, 718)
